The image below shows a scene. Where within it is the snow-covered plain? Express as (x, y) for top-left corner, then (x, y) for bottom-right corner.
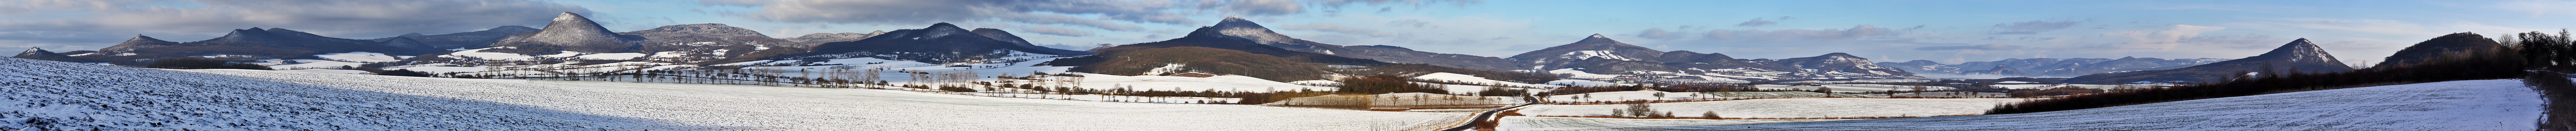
(314, 52), (399, 63)
(1888, 91), (2009, 98)
(1988, 84), (2169, 90)
(1414, 72), (1562, 88)
(385, 66), (487, 73)
(1514, 98), (2024, 118)
(264, 59), (368, 70)
(1544, 91), (1889, 103)
(1752, 84), (1956, 93)
(1497, 117), (1843, 131)
(0, 58), (1477, 130)
(181, 69), (1472, 130)
(1598, 79), (2544, 130)
(0, 58), (691, 130)
(272, 69), (375, 74)
(1031, 73), (1340, 92)
(1268, 93), (1526, 106)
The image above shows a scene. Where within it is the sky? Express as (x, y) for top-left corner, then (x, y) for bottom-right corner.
(5, 0), (2572, 66)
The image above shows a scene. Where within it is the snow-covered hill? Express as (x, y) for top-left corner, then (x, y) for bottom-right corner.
(1589, 79), (2543, 130)
(0, 57), (1477, 130)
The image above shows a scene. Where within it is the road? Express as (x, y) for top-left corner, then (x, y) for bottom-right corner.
(1440, 96), (1544, 131)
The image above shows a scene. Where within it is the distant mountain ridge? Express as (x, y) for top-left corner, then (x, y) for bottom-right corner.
(1199, 16), (1524, 71)
(779, 23), (1086, 64)
(366, 26), (539, 48)
(784, 31), (883, 44)
(2064, 38), (2352, 84)
(1508, 34), (1920, 80)
(70, 27), (443, 65)
(1878, 57), (2232, 78)
(12, 47), (105, 63)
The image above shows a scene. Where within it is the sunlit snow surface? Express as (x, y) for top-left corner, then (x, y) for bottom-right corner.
(1580, 79), (2544, 131)
(183, 69), (1472, 130)
(313, 52), (398, 63)
(0, 58), (1479, 130)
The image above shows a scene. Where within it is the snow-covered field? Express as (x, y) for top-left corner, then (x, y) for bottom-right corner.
(1497, 117), (1843, 131)
(1888, 91), (2009, 98)
(1600, 79), (2544, 130)
(265, 59), (368, 70)
(1036, 73), (1339, 92)
(1514, 98), (2023, 118)
(0, 58), (1476, 130)
(272, 69), (375, 74)
(1547, 79), (1636, 87)
(1988, 84), (2170, 90)
(1544, 91), (1889, 103)
(313, 52), (401, 63)
(0, 58), (688, 130)
(1414, 72), (1563, 88)
(1752, 84), (1955, 93)
(1269, 93), (1526, 106)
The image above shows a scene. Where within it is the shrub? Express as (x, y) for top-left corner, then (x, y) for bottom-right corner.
(378, 69), (434, 77)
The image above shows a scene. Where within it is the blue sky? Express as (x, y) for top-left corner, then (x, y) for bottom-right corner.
(6, 0), (2570, 65)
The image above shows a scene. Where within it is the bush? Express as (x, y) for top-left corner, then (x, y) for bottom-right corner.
(1338, 74), (1448, 94)
(2006, 88), (2103, 97)
(2528, 70), (2576, 130)
(378, 69), (434, 77)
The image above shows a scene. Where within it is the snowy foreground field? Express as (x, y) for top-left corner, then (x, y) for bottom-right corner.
(0, 58), (1468, 130)
(1568, 79), (2544, 131)
(1515, 98), (2024, 118)
(1497, 98), (2023, 130)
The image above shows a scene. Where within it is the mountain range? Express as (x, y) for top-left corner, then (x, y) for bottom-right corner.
(1201, 16), (1525, 71)
(2061, 38), (2354, 84)
(366, 26), (540, 49)
(1508, 34), (1921, 81)
(1877, 57), (2233, 78)
(28, 12), (2365, 83)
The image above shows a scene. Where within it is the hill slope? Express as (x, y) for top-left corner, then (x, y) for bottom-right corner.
(366, 25), (540, 48)
(11, 47), (104, 63)
(2377, 32), (2501, 67)
(1598, 79), (2541, 130)
(782, 23), (1080, 64)
(1204, 16), (1524, 71)
(2064, 39), (2352, 84)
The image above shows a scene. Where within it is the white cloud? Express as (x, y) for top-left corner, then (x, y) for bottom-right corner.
(2500, 0), (2576, 17)
(1990, 20), (2081, 35)
(2112, 24), (2228, 50)
(1735, 18), (1776, 27)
